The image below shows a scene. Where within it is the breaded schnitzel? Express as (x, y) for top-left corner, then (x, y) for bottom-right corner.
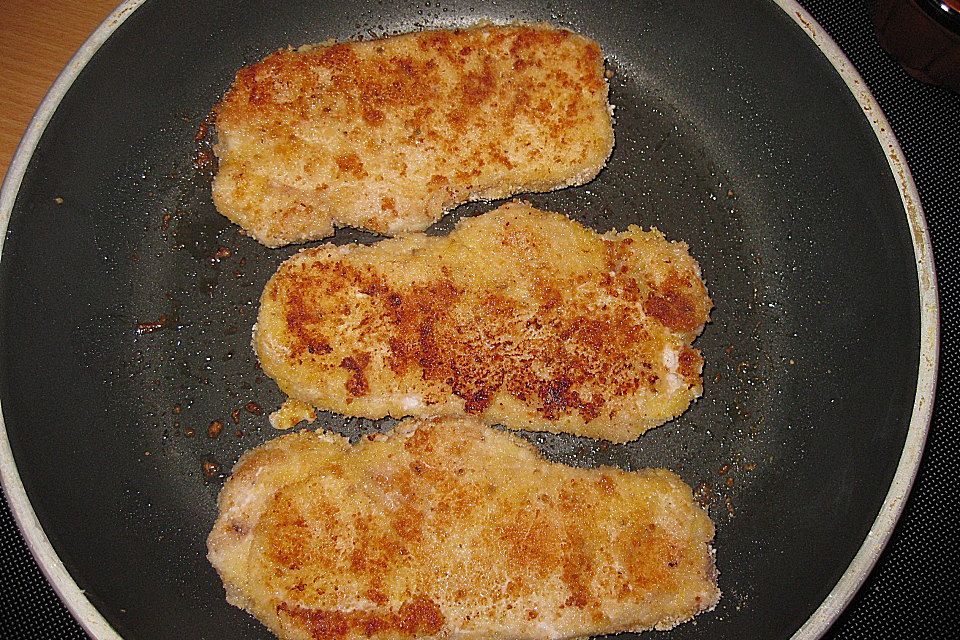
(254, 202), (712, 442)
(207, 417), (720, 640)
(212, 23), (614, 247)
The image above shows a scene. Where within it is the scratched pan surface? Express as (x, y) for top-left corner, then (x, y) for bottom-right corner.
(0, 0), (930, 638)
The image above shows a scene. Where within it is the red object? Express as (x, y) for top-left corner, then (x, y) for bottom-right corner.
(875, 0), (960, 92)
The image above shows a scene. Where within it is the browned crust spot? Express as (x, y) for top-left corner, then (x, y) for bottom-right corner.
(340, 353), (371, 397)
(277, 595), (444, 640)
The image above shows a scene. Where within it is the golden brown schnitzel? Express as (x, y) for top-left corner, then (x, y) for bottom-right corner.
(212, 23), (614, 247)
(254, 202), (712, 442)
(207, 417), (720, 640)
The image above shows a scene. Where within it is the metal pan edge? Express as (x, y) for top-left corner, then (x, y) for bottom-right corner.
(773, 2), (939, 638)
(0, 2), (148, 638)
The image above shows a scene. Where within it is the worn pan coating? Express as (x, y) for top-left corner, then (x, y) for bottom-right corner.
(0, 1), (937, 639)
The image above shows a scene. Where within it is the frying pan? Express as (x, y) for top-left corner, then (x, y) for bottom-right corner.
(0, 0), (938, 639)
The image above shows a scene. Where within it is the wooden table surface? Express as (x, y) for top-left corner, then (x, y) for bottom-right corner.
(0, 0), (121, 182)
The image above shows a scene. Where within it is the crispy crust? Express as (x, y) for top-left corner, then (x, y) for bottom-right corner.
(254, 202), (712, 442)
(212, 23), (614, 247)
(207, 417), (720, 640)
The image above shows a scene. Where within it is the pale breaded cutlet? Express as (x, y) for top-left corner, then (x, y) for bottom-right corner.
(211, 23), (614, 247)
(207, 417), (720, 640)
(254, 201), (712, 442)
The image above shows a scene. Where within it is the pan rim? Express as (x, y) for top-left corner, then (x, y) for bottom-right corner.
(774, 2), (940, 638)
(0, 2), (147, 638)
(0, 1), (939, 639)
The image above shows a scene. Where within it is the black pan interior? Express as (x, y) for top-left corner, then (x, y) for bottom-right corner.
(0, 1), (920, 638)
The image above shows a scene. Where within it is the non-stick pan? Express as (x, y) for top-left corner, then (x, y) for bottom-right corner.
(0, 1), (938, 639)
